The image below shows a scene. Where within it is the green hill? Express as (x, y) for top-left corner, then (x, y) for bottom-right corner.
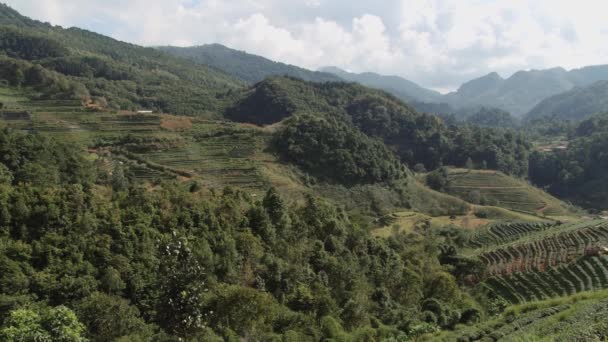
(529, 112), (608, 210)
(525, 80), (608, 122)
(160, 44), (341, 84)
(227, 77), (531, 176)
(443, 168), (570, 216)
(0, 4), (242, 115)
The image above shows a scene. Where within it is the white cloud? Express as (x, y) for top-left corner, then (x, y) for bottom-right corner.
(4, 0), (608, 91)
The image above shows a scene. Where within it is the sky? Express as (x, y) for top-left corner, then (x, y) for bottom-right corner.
(6, 0), (608, 92)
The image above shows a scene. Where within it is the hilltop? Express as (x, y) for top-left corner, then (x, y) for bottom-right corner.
(160, 44), (341, 84)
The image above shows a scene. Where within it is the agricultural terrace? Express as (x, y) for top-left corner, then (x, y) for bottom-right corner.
(445, 168), (568, 216)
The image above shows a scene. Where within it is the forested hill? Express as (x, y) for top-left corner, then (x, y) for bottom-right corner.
(529, 111), (608, 209)
(0, 4), (242, 115)
(525, 81), (608, 122)
(160, 44), (342, 84)
(320, 66), (442, 103)
(227, 77), (531, 177)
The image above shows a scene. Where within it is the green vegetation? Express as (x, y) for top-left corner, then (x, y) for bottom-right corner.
(0, 3), (242, 115)
(161, 44), (341, 84)
(3, 4), (608, 341)
(230, 77), (531, 176)
(464, 107), (517, 128)
(437, 289), (608, 341)
(0, 125), (486, 340)
(441, 168), (569, 216)
(526, 80), (608, 122)
(529, 112), (608, 210)
(274, 114), (405, 184)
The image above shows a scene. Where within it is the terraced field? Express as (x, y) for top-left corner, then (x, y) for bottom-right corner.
(0, 87), (271, 195)
(445, 169), (569, 216)
(476, 220), (608, 275)
(482, 255), (608, 303)
(436, 289), (608, 341)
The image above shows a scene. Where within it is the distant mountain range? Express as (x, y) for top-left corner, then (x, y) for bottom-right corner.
(318, 66), (442, 103)
(443, 66), (608, 117)
(321, 65), (608, 118)
(158, 43), (608, 122)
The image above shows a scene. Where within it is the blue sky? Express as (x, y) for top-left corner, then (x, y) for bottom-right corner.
(6, 0), (608, 92)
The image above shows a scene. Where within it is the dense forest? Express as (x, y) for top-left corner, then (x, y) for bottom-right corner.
(529, 112), (608, 210)
(0, 125), (480, 340)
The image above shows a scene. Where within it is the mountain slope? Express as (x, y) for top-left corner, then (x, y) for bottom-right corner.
(159, 44), (341, 84)
(227, 76), (531, 177)
(320, 66), (442, 103)
(0, 4), (243, 115)
(525, 81), (608, 121)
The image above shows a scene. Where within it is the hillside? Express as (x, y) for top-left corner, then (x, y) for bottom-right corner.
(441, 168), (570, 216)
(0, 4), (243, 115)
(227, 77), (531, 176)
(525, 81), (608, 121)
(529, 112), (608, 210)
(320, 66), (442, 103)
(160, 44), (341, 84)
(2, 3), (608, 342)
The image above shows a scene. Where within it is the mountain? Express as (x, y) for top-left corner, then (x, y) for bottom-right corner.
(0, 3), (242, 115)
(159, 44), (341, 84)
(525, 81), (608, 121)
(444, 65), (608, 117)
(320, 66), (442, 103)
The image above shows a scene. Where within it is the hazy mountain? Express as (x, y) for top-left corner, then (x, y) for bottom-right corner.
(159, 44), (341, 84)
(320, 66), (442, 103)
(444, 65), (608, 116)
(525, 80), (608, 121)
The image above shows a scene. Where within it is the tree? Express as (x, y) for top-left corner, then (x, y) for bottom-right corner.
(76, 293), (155, 342)
(157, 232), (208, 338)
(0, 306), (86, 342)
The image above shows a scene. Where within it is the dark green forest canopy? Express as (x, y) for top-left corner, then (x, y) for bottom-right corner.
(0, 126), (480, 340)
(529, 112), (608, 210)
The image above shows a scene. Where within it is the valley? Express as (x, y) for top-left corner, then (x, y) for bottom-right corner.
(1, 2), (608, 341)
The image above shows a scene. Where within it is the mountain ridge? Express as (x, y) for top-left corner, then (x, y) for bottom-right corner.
(159, 44), (342, 84)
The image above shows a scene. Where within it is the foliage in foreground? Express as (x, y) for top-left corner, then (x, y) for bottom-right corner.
(0, 127), (480, 340)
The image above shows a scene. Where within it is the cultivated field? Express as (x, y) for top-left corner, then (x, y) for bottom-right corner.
(445, 168), (570, 216)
